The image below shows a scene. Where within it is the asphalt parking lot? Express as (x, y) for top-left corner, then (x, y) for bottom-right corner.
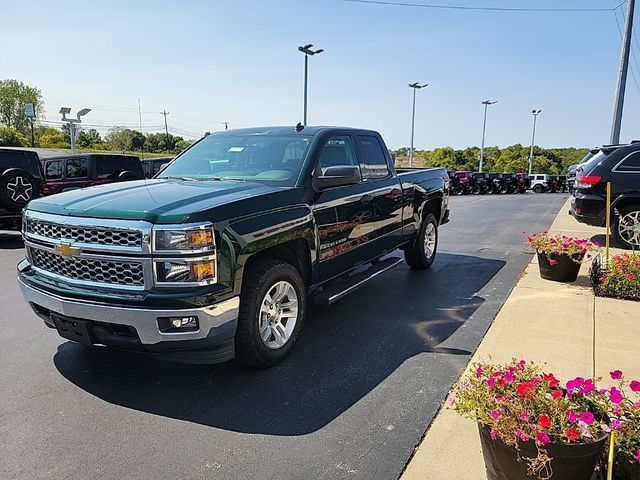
(1, 193), (569, 480)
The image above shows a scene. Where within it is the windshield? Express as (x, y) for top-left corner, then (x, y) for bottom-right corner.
(159, 133), (312, 186)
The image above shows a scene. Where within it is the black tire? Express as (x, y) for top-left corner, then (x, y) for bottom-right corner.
(0, 168), (37, 212)
(612, 205), (640, 250)
(404, 213), (438, 270)
(533, 185), (543, 194)
(235, 259), (306, 368)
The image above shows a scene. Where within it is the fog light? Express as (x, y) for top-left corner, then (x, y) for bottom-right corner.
(157, 316), (199, 333)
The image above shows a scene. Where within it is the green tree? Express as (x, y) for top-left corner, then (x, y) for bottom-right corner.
(105, 126), (135, 151)
(0, 126), (28, 146)
(0, 79), (44, 135)
(38, 127), (65, 146)
(77, 128), (102, 148)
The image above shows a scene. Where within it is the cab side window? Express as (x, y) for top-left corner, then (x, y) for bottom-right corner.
(317, 135), (359, 173)
(357, 135), (390, 180)
(66, 158), (88, 178)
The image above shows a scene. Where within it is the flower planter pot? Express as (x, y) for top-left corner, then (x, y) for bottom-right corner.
(537, 252), (582, 283)
(478, 425), (607, 480)
(610, 455), (640, 480)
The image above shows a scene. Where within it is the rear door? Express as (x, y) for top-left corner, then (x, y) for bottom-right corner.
(63, 157), (92, 190)
(355, 133), (403, 253)
(312, 133), (378, 281)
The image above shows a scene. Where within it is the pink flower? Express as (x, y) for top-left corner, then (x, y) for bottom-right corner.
(568, 411), (578, 423)
(504, 371), (516, 384)
(476, 366), (484, 378)
(635, 449), (640, 463)
(630, 380), (640, 392)
(549, 259), (558, 266)
(517, 360), (526, 370)
(610, 387), (624, 404)
(566, 377), (585, 391)
(536, 432), (550, 446)
(487, 377), (496, 389)
(580, 411), (595, 426)
(611, 419), (623, 430)
(520, 411), (530, 420)
(491, 409), (501, 420)
(627, 273), (637, 280)
(611, 370), (623, 380)
(581, 379), (595, 395)
(490, 429), (498, 440)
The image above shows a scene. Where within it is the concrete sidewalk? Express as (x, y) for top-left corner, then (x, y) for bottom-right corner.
(401, 198), (640, 480)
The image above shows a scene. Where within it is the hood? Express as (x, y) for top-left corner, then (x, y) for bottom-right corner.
(27, 178), (291, 223)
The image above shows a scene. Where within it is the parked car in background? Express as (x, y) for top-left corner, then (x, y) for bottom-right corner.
(454, 170), (473, 194)
(571, 142), (640, 249)
(0, 148), (45, 229)
(529, 174), (550, 193)
(141, 157), (173, 178)
(41, 153), (144, 195)
(18, 126), (450, 367)
(471, 172), (491, 194)
(514, 173), (529, 193)
(501, 173), (519, 194)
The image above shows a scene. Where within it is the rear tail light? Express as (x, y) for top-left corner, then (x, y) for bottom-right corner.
(576, 175), (601, 188)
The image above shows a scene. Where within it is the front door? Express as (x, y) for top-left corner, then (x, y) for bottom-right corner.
(312, 134), (378, 282)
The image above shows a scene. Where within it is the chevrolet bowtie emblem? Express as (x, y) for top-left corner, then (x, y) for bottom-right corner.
(55, 243), (81, 258)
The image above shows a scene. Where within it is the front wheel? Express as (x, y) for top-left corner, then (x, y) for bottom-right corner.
(533, 185), (543, 194)
(235, 260), (306, 368)
(612, 206), (640, 250)
(404, 213), (438, 270)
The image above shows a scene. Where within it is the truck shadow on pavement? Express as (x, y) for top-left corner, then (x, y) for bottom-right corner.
(54, 252), (506, 436)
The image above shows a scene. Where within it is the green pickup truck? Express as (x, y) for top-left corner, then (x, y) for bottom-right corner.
(17, 126), (450, 367)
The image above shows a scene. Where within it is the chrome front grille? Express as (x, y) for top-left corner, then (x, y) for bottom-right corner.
(29, 246), (145, 287)
(25, 218), (143, 248)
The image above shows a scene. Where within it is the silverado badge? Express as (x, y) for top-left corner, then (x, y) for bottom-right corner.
(54, 243), (81, 258)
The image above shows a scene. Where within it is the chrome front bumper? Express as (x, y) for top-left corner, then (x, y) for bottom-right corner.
(18, 278), (239, 345)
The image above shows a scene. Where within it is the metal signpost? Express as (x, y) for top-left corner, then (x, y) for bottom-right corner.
(24, 103), (35, 147)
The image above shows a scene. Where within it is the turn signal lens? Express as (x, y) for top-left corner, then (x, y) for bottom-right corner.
(190, 261), (215, 281)
(188, 230), (213, 246)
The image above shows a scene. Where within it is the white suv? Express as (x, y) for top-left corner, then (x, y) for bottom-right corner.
(528, 174), (549, 193)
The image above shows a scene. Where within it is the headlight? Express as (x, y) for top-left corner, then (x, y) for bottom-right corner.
(155, 256), (216, 286)
(153, 223), (215, 253)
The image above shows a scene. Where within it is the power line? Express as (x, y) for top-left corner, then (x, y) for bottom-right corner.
(613, 5), (640, 95)
(345, 0), (620, 13)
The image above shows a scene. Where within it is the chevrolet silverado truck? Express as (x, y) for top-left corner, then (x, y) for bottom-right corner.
(17, 126), (450, 367)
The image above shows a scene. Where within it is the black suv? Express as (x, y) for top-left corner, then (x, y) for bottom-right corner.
(0, 148), (44, 228)
(571, 143), (640, 249)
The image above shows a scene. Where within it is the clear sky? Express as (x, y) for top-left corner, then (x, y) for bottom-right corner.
(2, 0), (638, 149)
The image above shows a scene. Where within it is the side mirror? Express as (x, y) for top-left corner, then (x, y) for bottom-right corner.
(313, 165), (361, 190)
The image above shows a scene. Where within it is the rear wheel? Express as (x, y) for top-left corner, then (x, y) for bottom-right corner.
(235, 259), (306, 368)
(404, 213), (438, 270)
(613, 206), (640, 249)
(533, 185), (543, 194)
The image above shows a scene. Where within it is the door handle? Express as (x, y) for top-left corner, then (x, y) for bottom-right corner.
(360, 194), (373, 204)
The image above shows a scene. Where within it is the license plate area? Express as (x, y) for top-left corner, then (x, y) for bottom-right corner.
(51, 315), (94, 345)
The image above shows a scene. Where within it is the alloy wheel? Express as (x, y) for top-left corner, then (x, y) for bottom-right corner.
(618, 211), (640, 247)
(7, 176), (33, 202)
(424, 222), (437, 259)
(258, 281), (299, 349)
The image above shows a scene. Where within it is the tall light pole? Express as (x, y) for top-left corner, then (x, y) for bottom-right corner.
(408, 82), (428, 167)
(479, 100), (497, 173)
(298, 43), (324, 126)
(528, 109), (542, 175)
(610, 0), (635, 144)
(60, 107), (91, 154)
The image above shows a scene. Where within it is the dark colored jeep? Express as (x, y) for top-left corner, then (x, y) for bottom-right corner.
(41, 153), (144, 195)
(501, 173), (519, 194)
(571, 142), (640, 249)
(488, 173), (506, 194)
(142, 157), (173, 178)
(0, 148), (45, 228)
(471, 172), (492, 194)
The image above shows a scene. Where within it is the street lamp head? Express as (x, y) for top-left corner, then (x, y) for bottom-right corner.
(299, 44), (321, 55)
(532, 109), (542, 115)
(59, 107), (71, 115)
(77, 108), (91, 117)
(482, 100), (497, 105)
(314, 48), (324, 54)
(409, 82), (428, 89)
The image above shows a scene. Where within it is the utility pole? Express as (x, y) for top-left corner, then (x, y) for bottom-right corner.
(408, 82), (428, 167)
(160, 110), (170, 148)
(610, 0), (635, 144)
(479, 100), (497, 173)
(138, 99), (144, 158)
(298, 44), (324, 126)
(528, 109), (542, 175)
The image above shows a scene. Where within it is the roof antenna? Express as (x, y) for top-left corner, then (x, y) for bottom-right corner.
(295, 122), (304, 132)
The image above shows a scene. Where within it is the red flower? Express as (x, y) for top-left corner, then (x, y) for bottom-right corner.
(517, 382), (535, 397)
(552, 390), (563, 400)
(566, 428), (580, 442)
(538, 414), (552, 429)
(543, 373), (560, 388)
